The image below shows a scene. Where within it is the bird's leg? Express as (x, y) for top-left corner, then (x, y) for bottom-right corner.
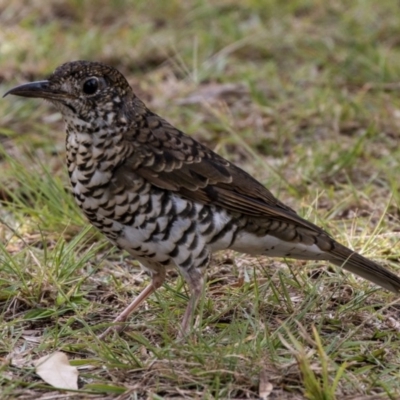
(98, 267), (166, 340)
(178, 268), (205, 339)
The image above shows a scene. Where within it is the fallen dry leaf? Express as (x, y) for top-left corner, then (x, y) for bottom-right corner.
(259, 368), (273, 400)
(34, 352), (78, 390)
(176, 83), (249, 105)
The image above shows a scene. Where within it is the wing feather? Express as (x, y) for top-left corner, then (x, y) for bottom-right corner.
(124, 112), (325, 233)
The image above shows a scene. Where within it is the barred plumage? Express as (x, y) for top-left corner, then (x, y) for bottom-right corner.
(5, 60), (400, 338)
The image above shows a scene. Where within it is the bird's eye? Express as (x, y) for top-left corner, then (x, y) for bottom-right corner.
(82, 77), (99, 95)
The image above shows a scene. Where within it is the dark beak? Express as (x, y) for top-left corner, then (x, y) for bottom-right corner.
(3, 80), (69, 101)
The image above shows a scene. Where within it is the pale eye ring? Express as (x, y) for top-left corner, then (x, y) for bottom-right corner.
(82, 77), (99, 95)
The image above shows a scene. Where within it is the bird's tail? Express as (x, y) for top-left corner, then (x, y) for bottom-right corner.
(329, 242), (400, 294)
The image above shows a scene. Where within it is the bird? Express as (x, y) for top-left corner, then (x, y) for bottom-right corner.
(4, 60), (400, 339)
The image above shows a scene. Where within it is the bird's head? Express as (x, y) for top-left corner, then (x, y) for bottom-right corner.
(4, 61), (140, 129)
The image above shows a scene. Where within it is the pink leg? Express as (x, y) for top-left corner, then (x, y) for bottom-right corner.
(178, 271), (205, 339)
(98, 268), (166, 340)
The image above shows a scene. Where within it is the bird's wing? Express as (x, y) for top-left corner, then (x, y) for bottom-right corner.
(124, 112), (323, 233)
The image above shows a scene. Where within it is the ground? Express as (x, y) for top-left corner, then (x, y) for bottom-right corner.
(1, 1), (400, 399)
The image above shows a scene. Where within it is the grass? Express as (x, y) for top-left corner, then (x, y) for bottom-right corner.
(1, 0), (400, 398)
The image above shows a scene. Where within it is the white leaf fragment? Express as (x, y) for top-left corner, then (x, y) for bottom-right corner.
(34, 352), (78, 390)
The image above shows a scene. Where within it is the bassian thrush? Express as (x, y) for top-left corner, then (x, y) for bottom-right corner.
(5, 61), (400, 338)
